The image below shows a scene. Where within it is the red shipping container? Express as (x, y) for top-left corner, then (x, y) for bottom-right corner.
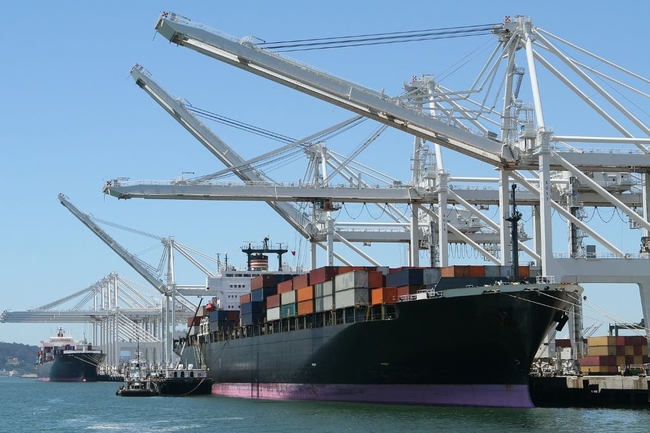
(297, 286), (314, 302)
(292, 274), (310, 290)
(634, 345), (643, 356)
(297, 299), (315, 316)
(240, 293), (251, 304)
(266, 294), (280, 308)
(277, 279), (293, 294)
(371, 287), (397, 305)
(367, 271), (385, 289)
(616, 346), (626, 356)
(310, 266), (340, 284)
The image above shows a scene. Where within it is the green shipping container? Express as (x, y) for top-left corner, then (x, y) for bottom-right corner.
(281, 303), (297, 318)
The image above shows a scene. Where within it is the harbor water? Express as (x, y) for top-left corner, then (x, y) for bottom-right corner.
(2, 377), (649, 433)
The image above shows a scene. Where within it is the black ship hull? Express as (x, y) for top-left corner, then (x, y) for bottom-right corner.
(157, 376), (213, 396)
(185, 283), (581, 407)
(37, 353), (106, 382)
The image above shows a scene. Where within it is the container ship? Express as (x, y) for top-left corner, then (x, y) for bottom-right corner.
(178, 244), (582, 408)
(36, 327), (106, 382)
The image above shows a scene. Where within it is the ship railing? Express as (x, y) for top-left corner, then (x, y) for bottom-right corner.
(536, 275), (556, 284)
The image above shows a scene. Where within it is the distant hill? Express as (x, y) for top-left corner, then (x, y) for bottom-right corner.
(0, 342), (38, 374)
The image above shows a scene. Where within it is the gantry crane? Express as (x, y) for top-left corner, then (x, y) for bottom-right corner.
(104, 13), (650, 352)
(58, 193), (198, 364)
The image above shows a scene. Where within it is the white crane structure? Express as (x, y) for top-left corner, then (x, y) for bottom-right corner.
(1, 194), (230, 367)
(103, 12), (650, 353)
(0, 272), (164, 368)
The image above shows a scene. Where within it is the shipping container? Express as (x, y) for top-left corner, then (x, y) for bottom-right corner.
(336, 288), (369, 308)
(422, 268), (441, 285)
(280, 290), (296, 305)
(266, 294), (281, 309)
(367, 271), (385, 288)
(314, 282), (324, 298)
(395, 285), (422, 299)
(267, 306), (281, 321)
(315, 295), (334, 312)
(371, 287), (397, 305)
(582, 365), (618, 374)
(209, 319), (237, 331)
(624, 335), (647, 346)
(484, 266), (502, 278)
(580, 355), (617, 366)
(309, 266), (340, 285)
(297, 299), (315, 316)
(292, 274), (310, 290)
(297, 286), (314, 302)
(241, 311), (263, 326)
(468, 266), (485, 277)
(240, 293), (251, 304)
(588, 336), (618, 347)
(277, 279), (293, 294)
(251, 286), (277, 302)
(322, 280), (334, 296)
(281, 303), (297, 318)
(208, 310), (240, 322)
(335, 271), (369, 291)
(589, 345), (617, 356)
(250, 274), (294, 290)
(386, 268), (424, 287)
(241, 301), (264, 315)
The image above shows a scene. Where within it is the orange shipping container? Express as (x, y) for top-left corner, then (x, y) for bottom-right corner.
(277, 279), (293, 294)
(240, 293), (251, 304)
(468, 266), (485, 277)
(297, 299), (314, 316)
(297, 286), (314, 302)
(518, 266), (530, 280)
(371, 287), (397, 305)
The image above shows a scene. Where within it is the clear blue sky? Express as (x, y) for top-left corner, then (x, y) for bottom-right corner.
(1, 1), (649, 345)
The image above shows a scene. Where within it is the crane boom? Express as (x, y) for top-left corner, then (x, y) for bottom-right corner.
(58, 193), (167, 294)
(154, 13), (510, 167)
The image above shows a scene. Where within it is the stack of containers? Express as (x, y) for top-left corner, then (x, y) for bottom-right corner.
(334, 270), (385, 308)
(241, 274), (294, 326)
(208, 310), (240, 332)
(582, 335), (650, 374)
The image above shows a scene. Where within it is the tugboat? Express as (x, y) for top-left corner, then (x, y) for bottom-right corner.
(116, 352), (159, 397)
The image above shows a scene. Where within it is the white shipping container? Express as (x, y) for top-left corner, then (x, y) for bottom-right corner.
(314, 282), (324, 298)
(315, 295), (334, 312)
(335, 271), (368, 292)
(281, 290), (296, 305)
(323, 280), (334, 296)
(267, 306), (281, 321)
(336, 288), (368, 308)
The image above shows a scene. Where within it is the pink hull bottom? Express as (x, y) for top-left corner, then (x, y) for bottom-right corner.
(211, 382), (534, 408)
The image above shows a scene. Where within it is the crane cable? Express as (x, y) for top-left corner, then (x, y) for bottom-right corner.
(258, 24), (499, 52)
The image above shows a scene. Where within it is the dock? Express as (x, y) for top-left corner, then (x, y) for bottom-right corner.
(530, 375), (650, 407)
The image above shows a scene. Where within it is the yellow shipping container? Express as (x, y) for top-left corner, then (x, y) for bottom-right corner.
(625, 346), (635, 356)
(582, 365), (618, 374)
(588, 336), (617, 346)
(589, 346), (617, 356)
(643, 345), (648, 356)
(616, 356), (626, 366)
